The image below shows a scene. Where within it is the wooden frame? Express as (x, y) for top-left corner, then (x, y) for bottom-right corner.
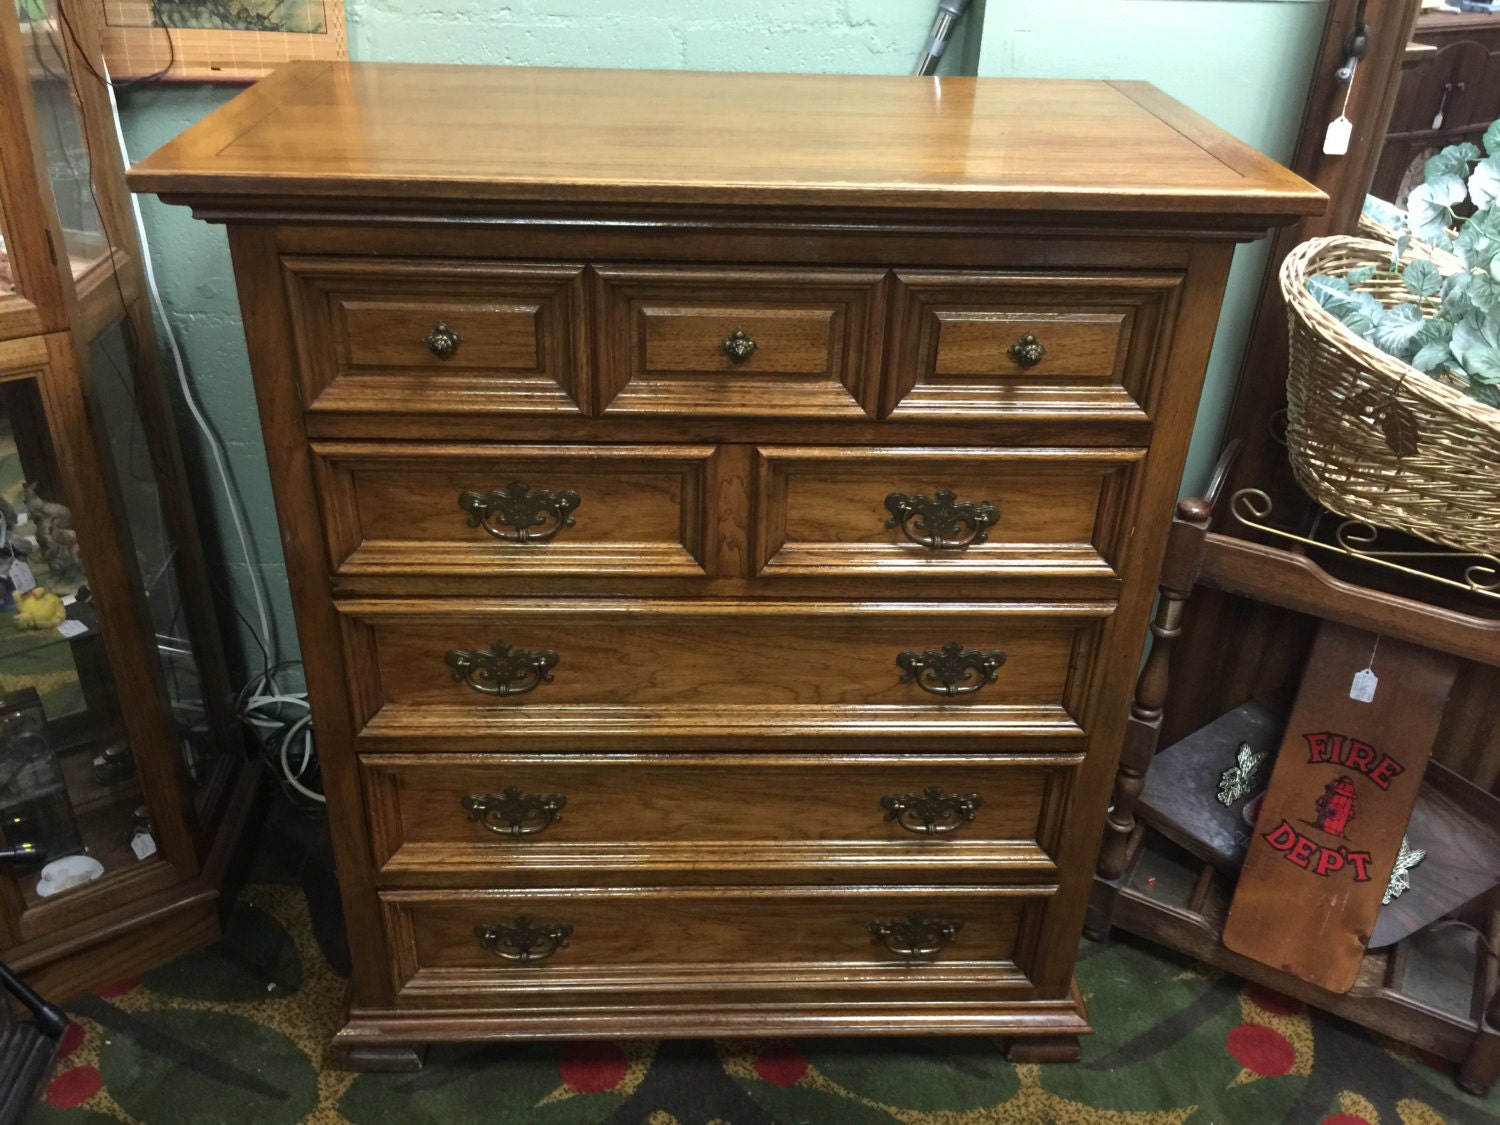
(98, 0), (346, 82)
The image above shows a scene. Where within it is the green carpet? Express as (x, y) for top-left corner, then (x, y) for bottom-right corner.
(23, 800), (1500, 1124)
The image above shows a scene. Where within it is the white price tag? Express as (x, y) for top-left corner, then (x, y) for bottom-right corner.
(1350, 668), (1378, 703)
(1324, 115), (1353, 156)
(130, 831), (157, 860)
(55, 619), (88, 639)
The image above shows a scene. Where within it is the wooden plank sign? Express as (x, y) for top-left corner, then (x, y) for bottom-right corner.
(1222, 621), (1458, 993)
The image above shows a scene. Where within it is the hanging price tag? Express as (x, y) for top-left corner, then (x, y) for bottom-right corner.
(1350, 667), (1378, 702)
(130, 831), (158, 860)
(1324, 115), (1353, 156)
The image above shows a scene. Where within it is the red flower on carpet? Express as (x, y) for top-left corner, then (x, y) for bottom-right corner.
(44, 1065), (100, 1108)
(1245, 984), (1304, 1017)
(1321, 1115), (1372, 1125)
(1226, 1023), (1296, 1077)
(95, 975), (140, 998)
(558, 1040), (629, 1093)
(56, 1020), (85, 1060)
(753, 1041), (808, 1087)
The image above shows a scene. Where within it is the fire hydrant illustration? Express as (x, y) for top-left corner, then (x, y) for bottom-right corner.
(1313, 775), (1358, 838)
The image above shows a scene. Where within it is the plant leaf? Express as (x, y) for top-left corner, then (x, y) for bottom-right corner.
(1402, 258), (1441, 296)
(1371, 303), (1427, 359)
(1485, 119), (1500, 157)
(1469, 380), (1500, 407)
(1392, 232), (1412, 268)
(1472, 158), (1500, 209)
(1380, 401), (1422, 457)
(1408, 181), (1457, 242)
(1347, 265), (1378, 285)
(1452, 311), (1500, 382)
(1426, 142), (1481, 181)
(1410, 340), (1453, 372)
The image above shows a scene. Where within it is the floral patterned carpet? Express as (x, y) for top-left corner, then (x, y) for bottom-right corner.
(21, 801), (1500, 1125)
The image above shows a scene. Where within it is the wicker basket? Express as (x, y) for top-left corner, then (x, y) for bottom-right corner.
(1281, 236), (1500, 556)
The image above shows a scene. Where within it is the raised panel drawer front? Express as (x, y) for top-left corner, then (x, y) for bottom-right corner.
(754, 446), (1145, 580)
(283, 257), (588, 415)
(885, 271), (1185, 420)
(593, 266), (886, 418)
(362, 753), (1073, 880)
(337, 599), (1112, 744)
(311, 443), (718, 578)
(381, 885), (1048, 1004)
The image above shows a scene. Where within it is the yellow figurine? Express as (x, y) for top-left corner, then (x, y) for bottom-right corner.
(13, 587), (65, 631)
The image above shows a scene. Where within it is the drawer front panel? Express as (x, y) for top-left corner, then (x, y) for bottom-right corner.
(284, 257), (588, 414)
(338, 600), (1111, 741)
(312, 443), (718, 578)
(594, 266), (886, 418)
(383, 886), (1043, 998)
(363, 753), (1068, 877)
(885, 271), (1184, 420)
(754, 446), (1144, 579)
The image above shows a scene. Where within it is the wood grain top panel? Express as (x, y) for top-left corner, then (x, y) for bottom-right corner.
(128, 63), (1324, 218)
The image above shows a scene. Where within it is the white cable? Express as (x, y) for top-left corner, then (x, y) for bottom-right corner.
(277, 712), (324, 803)
(100, 64), (276, 660)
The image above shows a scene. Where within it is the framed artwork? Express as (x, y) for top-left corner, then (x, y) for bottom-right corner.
(99, 0), (347, 82)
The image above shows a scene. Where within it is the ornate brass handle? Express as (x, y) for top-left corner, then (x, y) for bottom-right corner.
(722, 328), (757, 363)
(897, 642), (1006, 697)
(458, 482), (581, 543)
(881, 788), (983, 835)
(475, 917), (572, 963)
(424, 321), (463, 360)
(445, 640), (558, 697)
(1008, 332), (1045, 368)
(869, 915), (963, 959)
(462, 787), (566, 836)
(885, 491), (1000, 551)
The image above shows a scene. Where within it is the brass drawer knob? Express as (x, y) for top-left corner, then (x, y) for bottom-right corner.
(1008, 332), (1045, 368)
(423, 321), (463, 360)
(896, 642), (1006, 697)
(869, 915), (963, 959)
(462, 787), (566, 836)
(445, 640), (558, 697)
(458, 481), (581, 543)
(881, 788), (983, 836)
(884, 490), (1000, 551)
(475, 917), (572, 963)
(721, 328), (757, 363)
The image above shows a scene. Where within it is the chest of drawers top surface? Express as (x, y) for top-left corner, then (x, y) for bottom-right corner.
(127, 62), (1322, 222)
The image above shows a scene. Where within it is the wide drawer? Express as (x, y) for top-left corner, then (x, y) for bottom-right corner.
(311, 443), (719, 578)
(885, 271), (1184, 420)
(361, 752), (1071, 881)
(336, 599), (1113, 744)
(381, 884), (1048, 1005)
(283, 257), (589, 415)
(753, 445), (1144, 579)
(593, 265), (886, 418)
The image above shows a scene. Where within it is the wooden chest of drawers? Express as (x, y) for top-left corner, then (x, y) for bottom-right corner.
(129, 63), (1322, 1068)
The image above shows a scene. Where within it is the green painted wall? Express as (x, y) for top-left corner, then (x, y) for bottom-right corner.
(118, 2), (973, 673)
(976, 0), (1329, 495)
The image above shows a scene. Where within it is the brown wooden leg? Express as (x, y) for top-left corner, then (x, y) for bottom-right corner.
(1084, 874), (1122, 941)
(1458, 993), (1500, 1097)
(339, 1044), (428, 1072)
(1005, 1035), (1083, 1064)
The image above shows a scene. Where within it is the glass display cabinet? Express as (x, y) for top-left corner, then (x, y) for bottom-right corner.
(0, 0), (257, 1001)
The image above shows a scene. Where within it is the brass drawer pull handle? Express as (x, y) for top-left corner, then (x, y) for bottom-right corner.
(1008, 332), (1045, 368)
(722, 328), (757, 363)
(462, 787), (566, 836)
(884, 491), (1000, 551)
(445, 640), (558, 697)
(475, 917), (572, 963)
(459, 481), (581, 543)
(897, 642), (1006, 697)
(424, 321), (463, 360)
(881, 788), (983, 835)
(869, 915), (963, 959)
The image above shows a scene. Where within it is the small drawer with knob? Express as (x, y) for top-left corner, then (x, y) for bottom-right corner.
(282, 257), (589, 415)
(379, 884), (1050, 1006)
(592, 265), (887, 418)
(752, 445), (1144, 581)
(885, 270), (1187, 421)
(310, 442), (721, 579)
(360, 752), (1072, 882)
(335, 598), (1113, 745)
